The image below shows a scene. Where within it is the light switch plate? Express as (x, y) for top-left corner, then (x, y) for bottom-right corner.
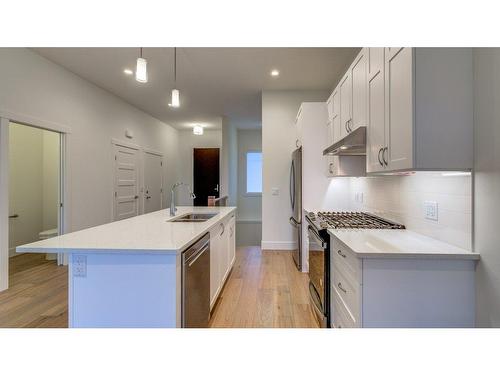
(73, 255), (87, 277)
(424, 201), (438, 221)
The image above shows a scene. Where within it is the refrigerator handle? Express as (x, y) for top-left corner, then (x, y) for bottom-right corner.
(289, 160), (295, 210)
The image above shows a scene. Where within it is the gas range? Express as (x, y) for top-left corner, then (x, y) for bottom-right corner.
(306, 211), (405, 231)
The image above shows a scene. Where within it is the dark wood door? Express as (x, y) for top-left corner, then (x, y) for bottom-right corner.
(193, 148), (220, 206)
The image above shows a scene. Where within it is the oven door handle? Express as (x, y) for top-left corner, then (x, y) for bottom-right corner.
(309, 282), (327, 327)
(308, 227), (327, 249)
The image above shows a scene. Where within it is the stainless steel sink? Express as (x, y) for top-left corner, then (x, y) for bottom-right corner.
(169, 213), (218, 222)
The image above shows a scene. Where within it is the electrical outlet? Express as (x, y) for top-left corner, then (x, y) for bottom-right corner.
(424, 201), (438, 221)
(271, 188), (279, 196)
(73, 255), (87, 277)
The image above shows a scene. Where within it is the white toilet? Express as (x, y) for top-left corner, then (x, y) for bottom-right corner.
(39, 228), (58, 260)
(39, 228), (58, 240)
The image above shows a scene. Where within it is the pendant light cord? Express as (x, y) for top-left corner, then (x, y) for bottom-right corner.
(174, 47), (177, 86)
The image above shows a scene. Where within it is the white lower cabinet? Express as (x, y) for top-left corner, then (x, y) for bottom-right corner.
(330, 235), (476, 328)
(210, 213), (236, 309)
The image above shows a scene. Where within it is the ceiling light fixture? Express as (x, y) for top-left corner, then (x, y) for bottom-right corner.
(270, 69), (280, 77)
(135, 48), (148, 83)
(124, 68), (133, 75)
(169, 47), (180, 108)
(193, 125), (203, 135)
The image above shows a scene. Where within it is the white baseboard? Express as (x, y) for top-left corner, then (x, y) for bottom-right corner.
(261, 241), (296, 250)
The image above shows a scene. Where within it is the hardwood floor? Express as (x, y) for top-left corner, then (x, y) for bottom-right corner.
(0, 248), (318, 328)
(0, 253), (68, 328)
(209, 247), (319, 328)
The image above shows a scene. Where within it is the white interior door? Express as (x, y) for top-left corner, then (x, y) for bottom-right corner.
(143, 151), (163, 214)
(113, 143), (139, 221)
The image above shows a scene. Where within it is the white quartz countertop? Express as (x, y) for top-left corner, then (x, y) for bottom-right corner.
(328, 229), (479, 260)
(17, 206), (236, 255)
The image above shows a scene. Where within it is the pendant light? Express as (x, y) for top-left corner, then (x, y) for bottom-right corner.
(169, 47), (180, 107)
(136, 48), (148, 83)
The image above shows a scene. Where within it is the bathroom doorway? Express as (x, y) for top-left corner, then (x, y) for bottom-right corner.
(5, 121), (64, 286)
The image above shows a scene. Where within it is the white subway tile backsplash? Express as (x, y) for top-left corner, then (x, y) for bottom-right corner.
(348, 172), (472, 250)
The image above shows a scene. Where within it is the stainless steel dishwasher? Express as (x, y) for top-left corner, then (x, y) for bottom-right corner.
(182, 232), (210, 328)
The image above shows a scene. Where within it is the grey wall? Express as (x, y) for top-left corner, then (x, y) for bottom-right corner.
(474, 48), (500, 327)
(0, 48), (180, 233)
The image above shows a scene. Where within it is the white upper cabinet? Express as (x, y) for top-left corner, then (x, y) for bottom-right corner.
(366, 48), (386, 173)
(327, 47), (473, 173)
(385, 47), (413, 171)
(351, 48), (368, 132)
(339, 72), (352, 139)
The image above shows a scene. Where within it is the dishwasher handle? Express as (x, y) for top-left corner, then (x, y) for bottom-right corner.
(186, 244), (209, 267)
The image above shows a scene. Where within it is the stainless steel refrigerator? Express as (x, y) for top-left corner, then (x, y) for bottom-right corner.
(289, 147), (302, 270)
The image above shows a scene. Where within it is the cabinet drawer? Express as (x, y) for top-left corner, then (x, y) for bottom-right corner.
(332, 264), (360, 324)
(331, 237), (361, 282)
(332, 287), (356, 328)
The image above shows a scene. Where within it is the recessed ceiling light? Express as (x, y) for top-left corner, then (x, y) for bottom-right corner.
(270, 69), (280, 77)
(123, 69), (133, 75)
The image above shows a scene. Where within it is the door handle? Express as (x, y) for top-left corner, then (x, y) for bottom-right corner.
(215, 184), (219, 192)
(9, 214), (19, 219)
(337, 282), (347, 294)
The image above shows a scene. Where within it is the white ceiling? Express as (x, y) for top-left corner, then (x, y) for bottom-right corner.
(32, 47), (360, 130)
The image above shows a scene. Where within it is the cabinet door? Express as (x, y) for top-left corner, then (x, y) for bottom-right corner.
(339, 72), (352, 139)
(209, 225), (222, 306)
(332, 92), (341, 143)
(294, 106), (303, 148)
(332, 89), (340, 118)
(227, 216), (236, 268)
(351, 49), (368, 131)
(385, 47), (413, 171)
(367, 48), (386, 173)
(326, 92), (334, 121)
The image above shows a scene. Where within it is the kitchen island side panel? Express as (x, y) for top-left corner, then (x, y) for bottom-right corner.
(361, 258), (476, 328)
(69, 252), (178, 328)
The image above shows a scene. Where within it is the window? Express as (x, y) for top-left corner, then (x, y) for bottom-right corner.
(246, 151), (262, 194)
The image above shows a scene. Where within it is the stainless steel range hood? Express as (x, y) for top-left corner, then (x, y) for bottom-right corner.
(323, 126), (366, 156)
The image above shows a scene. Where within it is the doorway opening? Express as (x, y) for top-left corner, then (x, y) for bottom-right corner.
(193, 148), (220, 206)
(7, 121), (64, 279)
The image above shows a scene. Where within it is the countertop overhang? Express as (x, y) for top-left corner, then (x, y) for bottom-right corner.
(16, 206), (236, 255)
(328, 228), (479, 260)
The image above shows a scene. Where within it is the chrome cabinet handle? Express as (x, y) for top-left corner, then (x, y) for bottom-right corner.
(220, 222), (225, 236)
(329, 162), (334, 174)
(382, 147), (388, 166)
(337, 282), (347, 294)
(377, 148), (383, 166)
(337, 249), (347, 258)
(347, 119), (353, 132)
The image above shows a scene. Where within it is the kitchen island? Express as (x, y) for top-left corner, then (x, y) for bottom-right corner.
(17, 206), (236, 328)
